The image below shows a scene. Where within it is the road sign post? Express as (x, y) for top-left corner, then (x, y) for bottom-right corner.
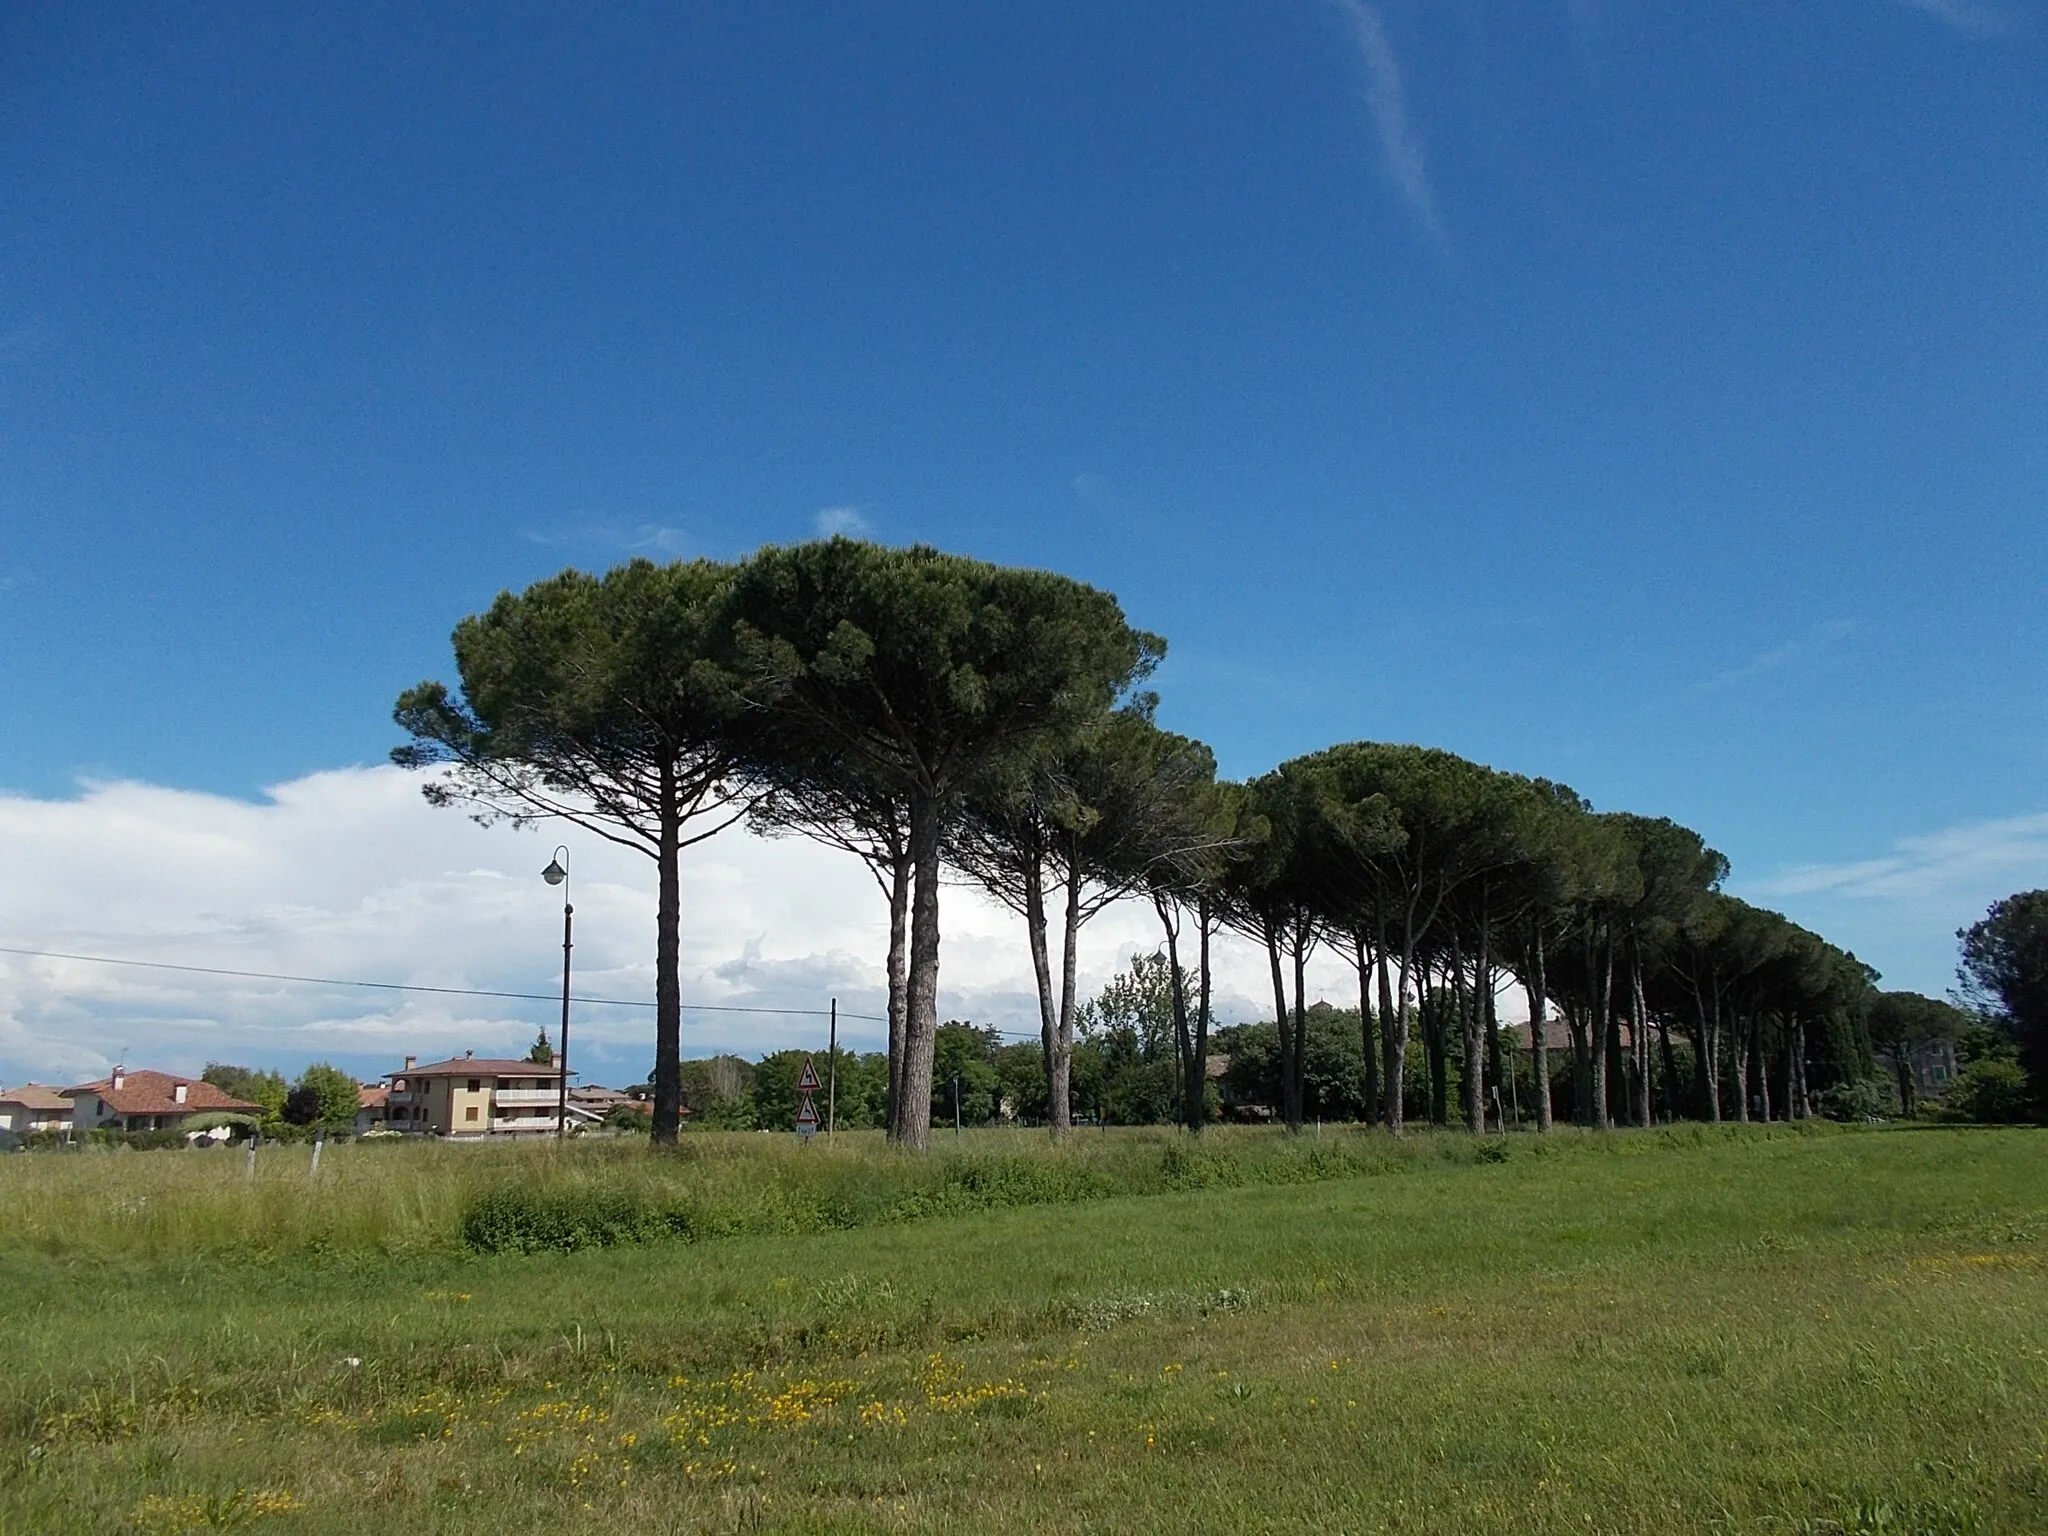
(794, 1055), (822, 1142)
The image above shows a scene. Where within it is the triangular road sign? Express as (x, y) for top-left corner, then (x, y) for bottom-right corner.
(795, 1057), (822, 1093)
(795, 1096), (820, 1128)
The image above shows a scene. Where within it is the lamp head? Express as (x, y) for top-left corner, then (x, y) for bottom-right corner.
(542, 858), (567, 887)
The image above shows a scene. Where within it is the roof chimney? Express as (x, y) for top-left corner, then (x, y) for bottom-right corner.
(111, 1066), (125, 1091)
(174, 1082), (187, 1104)
(404, 1055), (417, 1071)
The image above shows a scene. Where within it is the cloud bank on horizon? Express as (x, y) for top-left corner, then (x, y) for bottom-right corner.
(0, 766), (1357, 1088)
(4, 762), (2041, 1089)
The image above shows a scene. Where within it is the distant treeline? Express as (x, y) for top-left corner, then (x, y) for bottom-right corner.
(393, 540), (2047, 1142)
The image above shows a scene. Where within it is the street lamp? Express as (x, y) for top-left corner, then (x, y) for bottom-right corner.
(542, 847), (572, 1140)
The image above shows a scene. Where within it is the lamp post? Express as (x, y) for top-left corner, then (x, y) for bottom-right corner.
(542, 846), (572, 1140)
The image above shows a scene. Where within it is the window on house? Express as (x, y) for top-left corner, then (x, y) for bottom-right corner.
(467, 1079), (480, 1093)
(465, 1106), (479, 1122)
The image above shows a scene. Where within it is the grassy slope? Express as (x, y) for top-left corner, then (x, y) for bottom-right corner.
(2, 1126), (2043, 1534)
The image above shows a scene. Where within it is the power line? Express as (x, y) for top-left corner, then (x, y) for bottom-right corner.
(0, 944), (1058, 1042)
(0, 944), (889, 1023)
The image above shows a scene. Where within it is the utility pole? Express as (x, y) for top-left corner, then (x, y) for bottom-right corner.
(543, 848), (573, 1140)
(826, 998), (839, 1135)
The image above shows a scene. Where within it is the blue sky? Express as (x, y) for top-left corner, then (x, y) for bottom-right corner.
(3, 0), (2045, 1018)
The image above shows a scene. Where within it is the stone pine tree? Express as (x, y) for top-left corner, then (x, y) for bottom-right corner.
(1276, 744), (1516, 1136)
(1958, 891), (2048, 1118)
(726, 539), (1160, 1149)
(1604, 814), (1727, 1126)
(1288, 751), (1406, 1127)
(1151, 776), (1250, 1134)
(951, 702), (1226, 1132)
(1219, 769), (1323, 1131)
(392, 558), (749, 1144)
(1495, 781), (1603, 1132)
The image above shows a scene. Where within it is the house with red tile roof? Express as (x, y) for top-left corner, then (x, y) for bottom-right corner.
(0, 1084), (74, 1135)
(63, 1068), (264, 1134)
(354, 1083), (391, 1134)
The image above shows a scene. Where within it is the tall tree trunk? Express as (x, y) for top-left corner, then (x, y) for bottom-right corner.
(1563, 999), (1589, 1127)
(1384, 935), (1414, 1136)
(1024, 856), (1059, 1130)
(1463, 908), (1490, 1133)
(1657, 1012), (1679, 1124)
(1599, 940), (1622, 1130)
(1484, 972), (1505, 1129)
(1757, 1024), (1774, 1122)
(1731, 1016), (1751, 1124)
(1631, 939), (1652, 1128)
(1572, 935), (1596, 1126)
(1156, 892), (1200, 1132)
(1428, 954), (1452, 1127)
(1705, 982), (1724, 1122)
(1194, 894), (1214, 1134)
(1355, 932), (1380, 1126)
(1793, 1020), (1810, 1118)
(884, 851), (911, 1131)
(1528, 930), (1553, 1133)
(1689, 980), (1712, 1120)
(1267, 927), (1293, 1130)
(651, 771), (684, 1145)
(1893, 1048), (1915, 1117)
(1050, 855), (1083, 1134)
(895, 788), (943, 1149)
(1589, 933), (1612, 1129)
(1377, 939), (1399, 1132)
(1290, 923), (1310, 1129)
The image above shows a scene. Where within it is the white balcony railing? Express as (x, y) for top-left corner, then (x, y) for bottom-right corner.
(491, 1116), (558, 1133)
(493, 1089), (560, 1108)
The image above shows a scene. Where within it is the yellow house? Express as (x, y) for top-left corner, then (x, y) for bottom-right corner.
(382, 1052), (565, 1137)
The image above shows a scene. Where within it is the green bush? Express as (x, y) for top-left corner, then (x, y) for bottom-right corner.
(460, 1185), (667, 1254)
(1943, 1059), (2033, 1124)
(883, 1154), (1113, 1221)
(1817, 1077), (1893, 1123)
(85, 1128), (189, 1151)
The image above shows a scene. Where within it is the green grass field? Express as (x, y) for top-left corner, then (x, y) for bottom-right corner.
(2, 1124), (2043, 1535)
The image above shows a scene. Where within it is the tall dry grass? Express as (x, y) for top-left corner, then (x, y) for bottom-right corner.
(0, 1120), (1850, 1262)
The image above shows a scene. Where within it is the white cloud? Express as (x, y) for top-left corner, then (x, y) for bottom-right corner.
(1326, 1), (1441, 236)
(1751, 811), (2048, 908)
(1738, 810), (2048, 993)
(0, 767), (1361, 1088)
(1896, 0), (2013, 36)
(813, 506), (873, 538)
(629, 524), (693, 555)
(517, 522), (692, 557)
(1703, 618), (1856, 690)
